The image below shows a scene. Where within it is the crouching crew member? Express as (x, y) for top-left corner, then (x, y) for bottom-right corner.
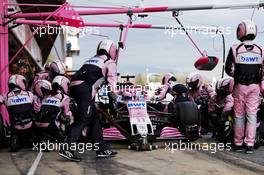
(208, 77), (234, 140)
(34, 76), (72, 143)
(186, 73), (216, 133)
(0, 75), (35, 151)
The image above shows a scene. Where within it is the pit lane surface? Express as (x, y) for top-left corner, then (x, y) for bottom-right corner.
(0, 144), (263, 175)
(197, 135), (264, 173)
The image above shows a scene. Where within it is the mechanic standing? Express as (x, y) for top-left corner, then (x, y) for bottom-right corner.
(59, 39), (118, 162)
(225, 20), (264, 153)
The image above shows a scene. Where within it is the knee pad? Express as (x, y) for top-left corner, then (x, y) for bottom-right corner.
(234, 117), (245, 128)
(247, 114), (257, 125)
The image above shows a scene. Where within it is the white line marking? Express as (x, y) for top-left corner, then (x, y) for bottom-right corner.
(27, 151), (43, 175)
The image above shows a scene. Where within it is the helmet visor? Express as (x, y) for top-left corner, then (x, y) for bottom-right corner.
(188, 79), (199, 90)
(216, 84), (230, 96)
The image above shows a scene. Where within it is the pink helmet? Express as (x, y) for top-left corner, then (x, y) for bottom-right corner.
(52, 75), (70, 94)
(237, 20), (257, 41)
(162, 73), (177, 85)
(43, 62), (51, 71)
(97, 39), (117, 60)
(33, 80), (52, 98)
(35, 71), (50, 81)
(8, 74), (27, 91)
(186, 73), (204, 90)
(50, 61), (66, 78)
(216, 77), (234, 96)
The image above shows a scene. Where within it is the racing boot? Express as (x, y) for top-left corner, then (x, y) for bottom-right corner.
(59, 148), (81, 162)
(96, 149), (118, 158)
(233, 145), (244, 152)
(245, 146), (254, 154)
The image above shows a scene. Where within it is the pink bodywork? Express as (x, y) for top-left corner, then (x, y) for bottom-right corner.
(103, 127), (126, 140)
(103, 99), (186, 140)
(160, 127), (183, 138)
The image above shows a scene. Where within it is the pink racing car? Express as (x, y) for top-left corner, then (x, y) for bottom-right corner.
(98, 76), (200, 150)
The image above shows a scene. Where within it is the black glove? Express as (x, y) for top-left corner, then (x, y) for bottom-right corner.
(195, 96), (209, 107)
(61, 117), (71, 124)
(108, 91), (117, 102)
(221, 111), (230, 117)
(220, 111), (231, 122)
(108, 92), (118, 111)
(69, 99), (78, 114)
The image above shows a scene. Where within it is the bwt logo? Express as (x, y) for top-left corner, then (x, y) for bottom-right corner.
(87, 59), (99, 64)
(44, 99), (58, 104)
(240, 56), (259, 62)
(11, 97), (27, 104)
(127, 102), (146, 108)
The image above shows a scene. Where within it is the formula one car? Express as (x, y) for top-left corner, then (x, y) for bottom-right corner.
(97, 75), (200, 150)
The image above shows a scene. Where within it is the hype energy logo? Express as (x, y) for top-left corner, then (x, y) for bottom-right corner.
(127, 102), (146, 108)
(240, 56), (260, 63)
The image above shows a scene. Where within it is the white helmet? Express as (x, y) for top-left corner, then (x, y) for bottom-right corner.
(186, 73), (204, 90)
(50, 61), (66, 78)
(162, 73), (177, 85)
(97, 39), (117, 60)
(8, 74), (27, 91)
(216, 77), (234, 96)
(237, 20), (257, 41)
(52, 75), (70, 94)
(43, 62), (51, 71)
(33, 80), (52, 98)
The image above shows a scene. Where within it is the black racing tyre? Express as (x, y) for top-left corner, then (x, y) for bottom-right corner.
(177, 101), (199, 140)
(177, 101), (199, 127)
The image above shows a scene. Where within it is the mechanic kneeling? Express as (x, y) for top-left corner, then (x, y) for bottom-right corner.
(0, 75), (35, 152)
(34, 76), (72, 143)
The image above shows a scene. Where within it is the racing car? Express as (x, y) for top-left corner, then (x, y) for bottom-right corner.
(97, 75), (200, 150)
